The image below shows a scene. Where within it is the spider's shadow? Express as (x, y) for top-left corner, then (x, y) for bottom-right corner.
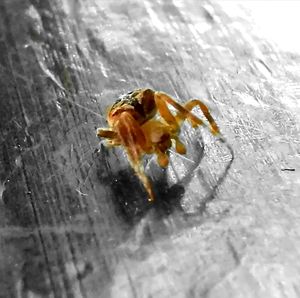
(101, 166), (186, 227)
(96, 136), (234, 227)
(94, 142), (192, 226)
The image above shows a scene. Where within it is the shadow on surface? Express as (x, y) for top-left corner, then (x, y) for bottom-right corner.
(107, 167), (186, 226)
(198, 138), (235, 214)
(95, 135), (234, 227)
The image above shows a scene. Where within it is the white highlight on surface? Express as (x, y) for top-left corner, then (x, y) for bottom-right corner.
(0, 183), (5, 202)
(169, 149), (195, 164)
(219, 1), (300, 53)
(144, 1), (166, 32)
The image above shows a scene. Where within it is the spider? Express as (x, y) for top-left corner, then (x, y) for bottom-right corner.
(97, 88), (228, 202)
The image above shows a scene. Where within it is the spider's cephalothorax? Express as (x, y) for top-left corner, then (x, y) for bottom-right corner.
(107, 89), (157, 126)
(97, 88), (222, 202)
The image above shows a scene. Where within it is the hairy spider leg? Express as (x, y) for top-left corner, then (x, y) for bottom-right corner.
(171, 97), (234, 162)
(141, 119), (173, 167)
(180, 99), (220, 135)
(96, 129), (121, 147)
(153, 93), (179, 130)
(113, 112), (155, 201)
(96, 129), (117, 139)
(156, 92), (234, 157)
(153, 93), (187, 156)
(155, 92), (217, 134)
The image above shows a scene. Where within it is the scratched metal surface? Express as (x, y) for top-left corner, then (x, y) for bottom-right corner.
(0, 0), (300, 297)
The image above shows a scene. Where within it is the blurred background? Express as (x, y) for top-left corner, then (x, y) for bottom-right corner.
(221, 1), (300, 52)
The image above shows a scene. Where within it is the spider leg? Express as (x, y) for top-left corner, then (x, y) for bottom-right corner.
(181, 99), (220, 136)
(96, 128), (121, 147)
(155, 92), (223, 139)
(155, 93), (234, 175)
(156, 152), (169, 167)
(153, 92), (188, 155)
(141, 120), (171, 167)
(154, 92), (205, 129)
(180, 99), (234, 166)
(115, 112), (155, 201)
(129, 159), (156, 201)
(153, 92), (179, 130)
(173, 136), (186, 154)
(96, 128), (116, 139)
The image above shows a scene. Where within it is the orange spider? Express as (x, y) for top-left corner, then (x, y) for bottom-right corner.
(97, 88), (222, 202)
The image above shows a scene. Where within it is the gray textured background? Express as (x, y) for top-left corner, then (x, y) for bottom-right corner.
(0, 1), (300, 297)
